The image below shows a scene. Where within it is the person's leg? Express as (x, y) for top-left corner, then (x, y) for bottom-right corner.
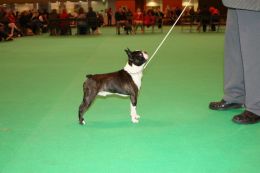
(209, 9), (244, 110)
(223, 9), (245, 104)
(237, 10), (260, 116)
(8, 23), (15, 36)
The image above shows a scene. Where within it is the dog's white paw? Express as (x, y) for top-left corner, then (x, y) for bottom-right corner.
(131, 114), (140, 119)
(79, 120), (86, 125)
(135, 115), (140, 119)
(132, 118), (139, 123)
(131, 115), (139, 123)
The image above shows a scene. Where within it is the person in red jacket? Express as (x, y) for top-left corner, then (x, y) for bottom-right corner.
(59, 9), (70, 35)
(133, 8), (144, 33)
(6, 10), (21, 37)
(143, 9), (155, 28)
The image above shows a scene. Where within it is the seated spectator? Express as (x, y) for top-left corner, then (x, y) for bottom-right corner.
(133, 8), (144, 33)
(86, 7), (99, 34)
(77, 7), (87, 35)
(143, 9), (155, 28)
(38, 10), (48, 33)
(115, 7), (128, 35)
(164, 6), (176, 25)
(0, 5), (5, 22)
(97, 11), (104, 27)
(124, 8), (133, 34)
(0, 5), (7, 41)
(154, 7), (164, 28)
(0, 6), (12, 41)
(0, 22), (13, 41)
(59, 9), (70, 35)
(30, 10), (42, 34)
(48, 9), (59, 35)
(19, 11), (34, 36)
(6, 9), (22, 37)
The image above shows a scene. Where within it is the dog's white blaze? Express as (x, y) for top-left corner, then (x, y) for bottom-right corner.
(143, 52), (149, 60)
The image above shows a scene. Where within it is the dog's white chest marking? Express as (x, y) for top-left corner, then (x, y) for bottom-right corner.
(98, 91), (128, 97)
(129, 73), (142, 89)
(124, 63), (144, 90)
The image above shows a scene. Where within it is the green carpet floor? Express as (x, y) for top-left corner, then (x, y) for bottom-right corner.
(1, 27), (260, 173)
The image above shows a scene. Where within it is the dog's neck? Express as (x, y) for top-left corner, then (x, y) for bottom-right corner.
(124, 63), (144, 90)
(124, 63), (144, 74)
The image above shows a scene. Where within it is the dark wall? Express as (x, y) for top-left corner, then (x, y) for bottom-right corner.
(135, 0), (145, 11)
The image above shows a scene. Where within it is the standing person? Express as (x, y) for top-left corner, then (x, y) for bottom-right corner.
(209, 6), (220, 31)
(106, 7), (112, 26)
(198, 5), (210, 32)
(48, 9), (59, 35)
(209, 0), (260, 124)
(86, 7), (98, 34)
(77, 7), (87, 35)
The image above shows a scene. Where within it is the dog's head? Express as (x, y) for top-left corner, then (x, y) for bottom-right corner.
(125, 48), (148, 67)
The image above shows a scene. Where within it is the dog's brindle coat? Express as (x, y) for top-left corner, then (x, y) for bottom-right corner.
(78, 49), (148, 125)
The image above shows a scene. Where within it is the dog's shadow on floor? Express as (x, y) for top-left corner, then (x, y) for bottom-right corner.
(79, 96), (174, 129)
(85, 119), (174, 129)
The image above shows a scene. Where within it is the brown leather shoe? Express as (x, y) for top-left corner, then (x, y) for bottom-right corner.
(232, 111), (260, 124)
(209, 99), (243, 110)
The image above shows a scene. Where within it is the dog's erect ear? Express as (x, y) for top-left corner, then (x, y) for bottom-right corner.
(125, 48), (133, 60)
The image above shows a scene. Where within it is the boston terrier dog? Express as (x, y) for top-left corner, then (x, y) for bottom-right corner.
(78, 48), (149, 125)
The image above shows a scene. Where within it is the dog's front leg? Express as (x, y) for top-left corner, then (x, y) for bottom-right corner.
(130, 95), (140, 123)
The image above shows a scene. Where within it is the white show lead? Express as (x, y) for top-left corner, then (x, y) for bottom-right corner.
(144, 0), (192, 69)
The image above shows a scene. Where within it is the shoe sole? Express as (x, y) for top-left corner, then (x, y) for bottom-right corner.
(209, 104), (244, 111)
(232, 118), (260, 124)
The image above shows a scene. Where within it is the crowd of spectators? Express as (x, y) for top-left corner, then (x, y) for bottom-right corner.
(113, 5), (221, 35)
(195, 6), (221, 32)
(165, 5), (221, 32)
(0, 5), (104, 42)
(0, 6), (49, 42)
(48, 7), (104, 36)
(0, 4), (223, 41)
(115, 7), (164, 35)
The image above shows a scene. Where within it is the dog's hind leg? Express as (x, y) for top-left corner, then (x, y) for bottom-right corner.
(78, 102), (88, 125)
(78, 82), (98, 125)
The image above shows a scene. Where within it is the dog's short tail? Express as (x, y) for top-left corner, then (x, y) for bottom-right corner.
(86, 74), (93, 78)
